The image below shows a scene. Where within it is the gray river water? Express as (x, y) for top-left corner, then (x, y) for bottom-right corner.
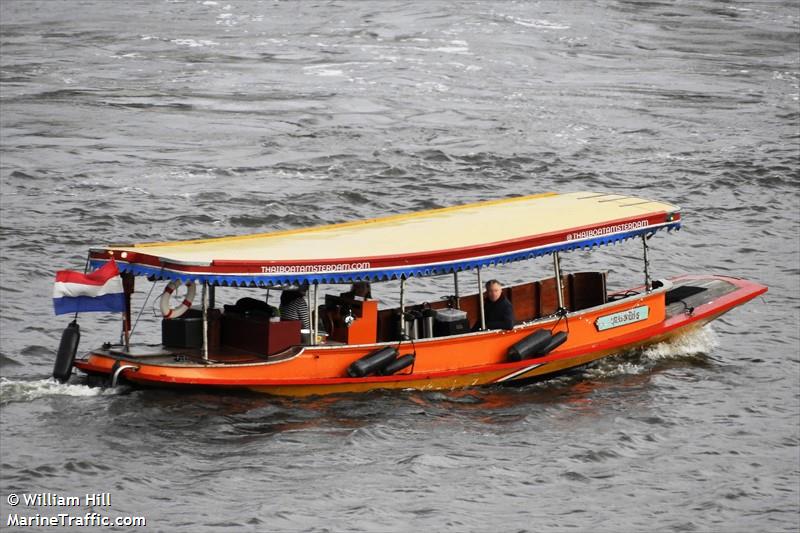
(1, 1), (798, 532)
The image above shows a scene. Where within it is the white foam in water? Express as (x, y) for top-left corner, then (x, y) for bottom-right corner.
(585, 326), (720, 379)
(498, 14), (571, 30)
(641, 326), (720, 361)
(0, 377), (118, 405)
(170, 38), (219, 48)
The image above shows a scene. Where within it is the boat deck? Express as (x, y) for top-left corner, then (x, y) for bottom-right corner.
(664, 278), (738, 319)
(91, 344), (303, 367)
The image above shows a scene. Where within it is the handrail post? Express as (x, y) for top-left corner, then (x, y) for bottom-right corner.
(201, 281), (209, 360)
(477, 266), (486, 330)
(312, 281), (319, 344)
(399, 276), (406, 339)
(642, 235), (652, 292)
(453, 271), (460, 309)
(553, 252), (565, 312)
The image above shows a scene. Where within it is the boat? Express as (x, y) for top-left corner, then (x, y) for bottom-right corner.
(53, 191), (767, 396)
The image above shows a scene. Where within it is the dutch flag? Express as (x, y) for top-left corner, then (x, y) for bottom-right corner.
(53, 259), (126, 315)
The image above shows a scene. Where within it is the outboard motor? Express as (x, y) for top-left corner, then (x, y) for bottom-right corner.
(53, 321), (80, 383)
(347, 346), (399, 378)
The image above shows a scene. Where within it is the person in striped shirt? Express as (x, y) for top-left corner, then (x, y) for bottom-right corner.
(279, 288), (310, 329)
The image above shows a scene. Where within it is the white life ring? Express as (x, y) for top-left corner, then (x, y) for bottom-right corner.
(160, 280), (196, 319)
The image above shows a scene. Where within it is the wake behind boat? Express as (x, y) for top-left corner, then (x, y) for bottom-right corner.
(51, 191), (767, 396)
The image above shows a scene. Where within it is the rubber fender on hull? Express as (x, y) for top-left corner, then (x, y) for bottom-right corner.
(507, 329), (552, 362)
(538, 331), (567, 356)
(347, 346), (399, 378)
(53, 321), (80, 383)
(379, 354), (415, 376)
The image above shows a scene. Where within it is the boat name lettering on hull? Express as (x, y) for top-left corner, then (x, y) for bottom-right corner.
(261, 262), (371, 274)
(595, 305), (650, 331)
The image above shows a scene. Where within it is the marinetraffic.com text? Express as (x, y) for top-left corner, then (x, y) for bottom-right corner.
(5, 492), (146, 529)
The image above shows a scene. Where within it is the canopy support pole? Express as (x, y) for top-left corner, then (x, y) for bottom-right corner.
(399, 277), (406, 339)
(201, 281), (209, 360)
(553, 252), (565, 312)
(477, 267), (486, 331)
(642, 235), (652, 292)
(121, 273), (134, 351)
(312, 282), (319, 345)
(453, 272), (460, 309)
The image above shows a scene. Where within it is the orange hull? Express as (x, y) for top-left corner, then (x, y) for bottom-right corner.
(74, 275), (766, 396)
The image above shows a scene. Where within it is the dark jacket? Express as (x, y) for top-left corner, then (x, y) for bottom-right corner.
(483, 296), (515, 330)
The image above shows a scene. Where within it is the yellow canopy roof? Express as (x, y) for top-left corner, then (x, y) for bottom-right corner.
(90, 191), (680, 285)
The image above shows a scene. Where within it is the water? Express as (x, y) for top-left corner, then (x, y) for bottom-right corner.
(1, 1), (798, 531)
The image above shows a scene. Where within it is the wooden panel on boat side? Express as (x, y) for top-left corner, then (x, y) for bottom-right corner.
(457, 294), (481, 329)
(506, 282), (539, 323)
(570, 272), (607, 311)
(538, 275), (572, 316)
(376, 309), (398, 342)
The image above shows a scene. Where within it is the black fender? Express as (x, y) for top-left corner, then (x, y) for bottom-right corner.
(347, 346), (398, 378)
(53, 321), (80, 383)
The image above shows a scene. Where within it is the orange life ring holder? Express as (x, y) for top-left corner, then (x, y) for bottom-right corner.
(160, 280), (196, 319)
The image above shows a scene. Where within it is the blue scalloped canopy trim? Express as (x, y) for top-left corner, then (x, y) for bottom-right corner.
(90, 223), (680, 286)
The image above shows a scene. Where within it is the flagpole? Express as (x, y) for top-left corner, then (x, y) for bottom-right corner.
(76, 254), (91, 323)
(122, 272), (134, 352)
(122, 312), (130, 351)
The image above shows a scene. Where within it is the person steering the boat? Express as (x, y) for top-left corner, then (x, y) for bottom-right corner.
(340, 281), (371, 300)
(481, 279), (515, 330)
(279, 287), (310, 329)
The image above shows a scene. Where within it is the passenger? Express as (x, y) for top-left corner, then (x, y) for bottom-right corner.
(481, 279), (515, 330)
(340, 281), (372, 300)
(279, 287), (310, 329)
